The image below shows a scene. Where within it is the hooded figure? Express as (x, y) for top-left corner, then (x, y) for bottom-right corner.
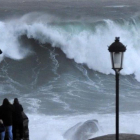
(12, 98), (23, 140)
(0, 98), (14, 140)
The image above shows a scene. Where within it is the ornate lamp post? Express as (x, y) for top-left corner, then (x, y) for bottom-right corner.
(108, 37), (126, 140)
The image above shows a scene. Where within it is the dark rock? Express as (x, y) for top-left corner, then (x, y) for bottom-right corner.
(64, 119), (99, 140)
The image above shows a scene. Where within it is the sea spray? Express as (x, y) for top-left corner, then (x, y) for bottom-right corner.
(0, 21), (32, 60)
(1, 14), (140, 81)
(28, 112), (140, 140)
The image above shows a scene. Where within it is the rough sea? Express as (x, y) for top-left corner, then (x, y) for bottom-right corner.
(1, 0), (140, 139)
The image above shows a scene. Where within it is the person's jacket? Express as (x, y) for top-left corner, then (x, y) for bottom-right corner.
(0, 104), (14, 126)
(13, 103), (23, 124)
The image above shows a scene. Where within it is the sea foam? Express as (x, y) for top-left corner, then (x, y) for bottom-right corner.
(28, 112), (140, 140)
(1, 13), (140, 81)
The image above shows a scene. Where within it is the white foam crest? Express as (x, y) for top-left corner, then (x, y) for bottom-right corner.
(0, 21), (32, 60)
(2, 15), (140, 81)
(22, 19), (140, 78)
(14, 21), (112, 75)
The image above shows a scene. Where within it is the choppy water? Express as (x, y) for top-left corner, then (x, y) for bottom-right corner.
(0, 0), (140, 140)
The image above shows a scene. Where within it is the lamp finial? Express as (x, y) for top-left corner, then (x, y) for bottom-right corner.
(115, 37), (120, 42)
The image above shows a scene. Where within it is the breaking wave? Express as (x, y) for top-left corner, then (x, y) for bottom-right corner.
(1, 13), (140, 81)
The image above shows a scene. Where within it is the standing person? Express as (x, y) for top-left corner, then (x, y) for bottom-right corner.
(0, 119), (5, 139)
(0, 98), (14, 140)
(12, 98), (23, 140)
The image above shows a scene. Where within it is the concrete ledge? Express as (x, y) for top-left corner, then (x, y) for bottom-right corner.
(89, 134), (140, 140)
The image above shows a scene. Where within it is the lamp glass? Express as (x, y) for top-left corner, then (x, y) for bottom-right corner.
(113, 52), (122, 68)
(110, 52), (124, 70)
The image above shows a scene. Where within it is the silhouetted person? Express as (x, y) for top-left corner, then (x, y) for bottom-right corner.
(0, 119), (5, 139)
(0, 98), (14, 140)
(12, 98), (23, 140)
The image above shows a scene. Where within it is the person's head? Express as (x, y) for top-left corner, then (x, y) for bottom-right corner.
(13, 98), (19, 105)
(2, 98), (10, 106)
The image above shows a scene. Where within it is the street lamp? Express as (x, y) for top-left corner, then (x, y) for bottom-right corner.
(108, 37), (126, 140)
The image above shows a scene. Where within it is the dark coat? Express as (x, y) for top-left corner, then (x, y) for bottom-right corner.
(0, 105), (2, 119)
(0, 104), (14, 126)
(4, 112), (29, 140)
(13, 103), (23, 124)
(22, 112), (29, 140)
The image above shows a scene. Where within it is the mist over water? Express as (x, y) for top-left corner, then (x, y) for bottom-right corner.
(0, 0), (140, 140)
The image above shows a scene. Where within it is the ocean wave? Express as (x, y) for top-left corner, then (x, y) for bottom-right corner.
(1, 13), (140, 81)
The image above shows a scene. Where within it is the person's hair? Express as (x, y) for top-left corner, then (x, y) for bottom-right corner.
(2, 98), (10, 106)
(13, 98), (19, 105)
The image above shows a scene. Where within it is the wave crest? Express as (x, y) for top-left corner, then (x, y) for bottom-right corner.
(1, 13), (140, 81)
